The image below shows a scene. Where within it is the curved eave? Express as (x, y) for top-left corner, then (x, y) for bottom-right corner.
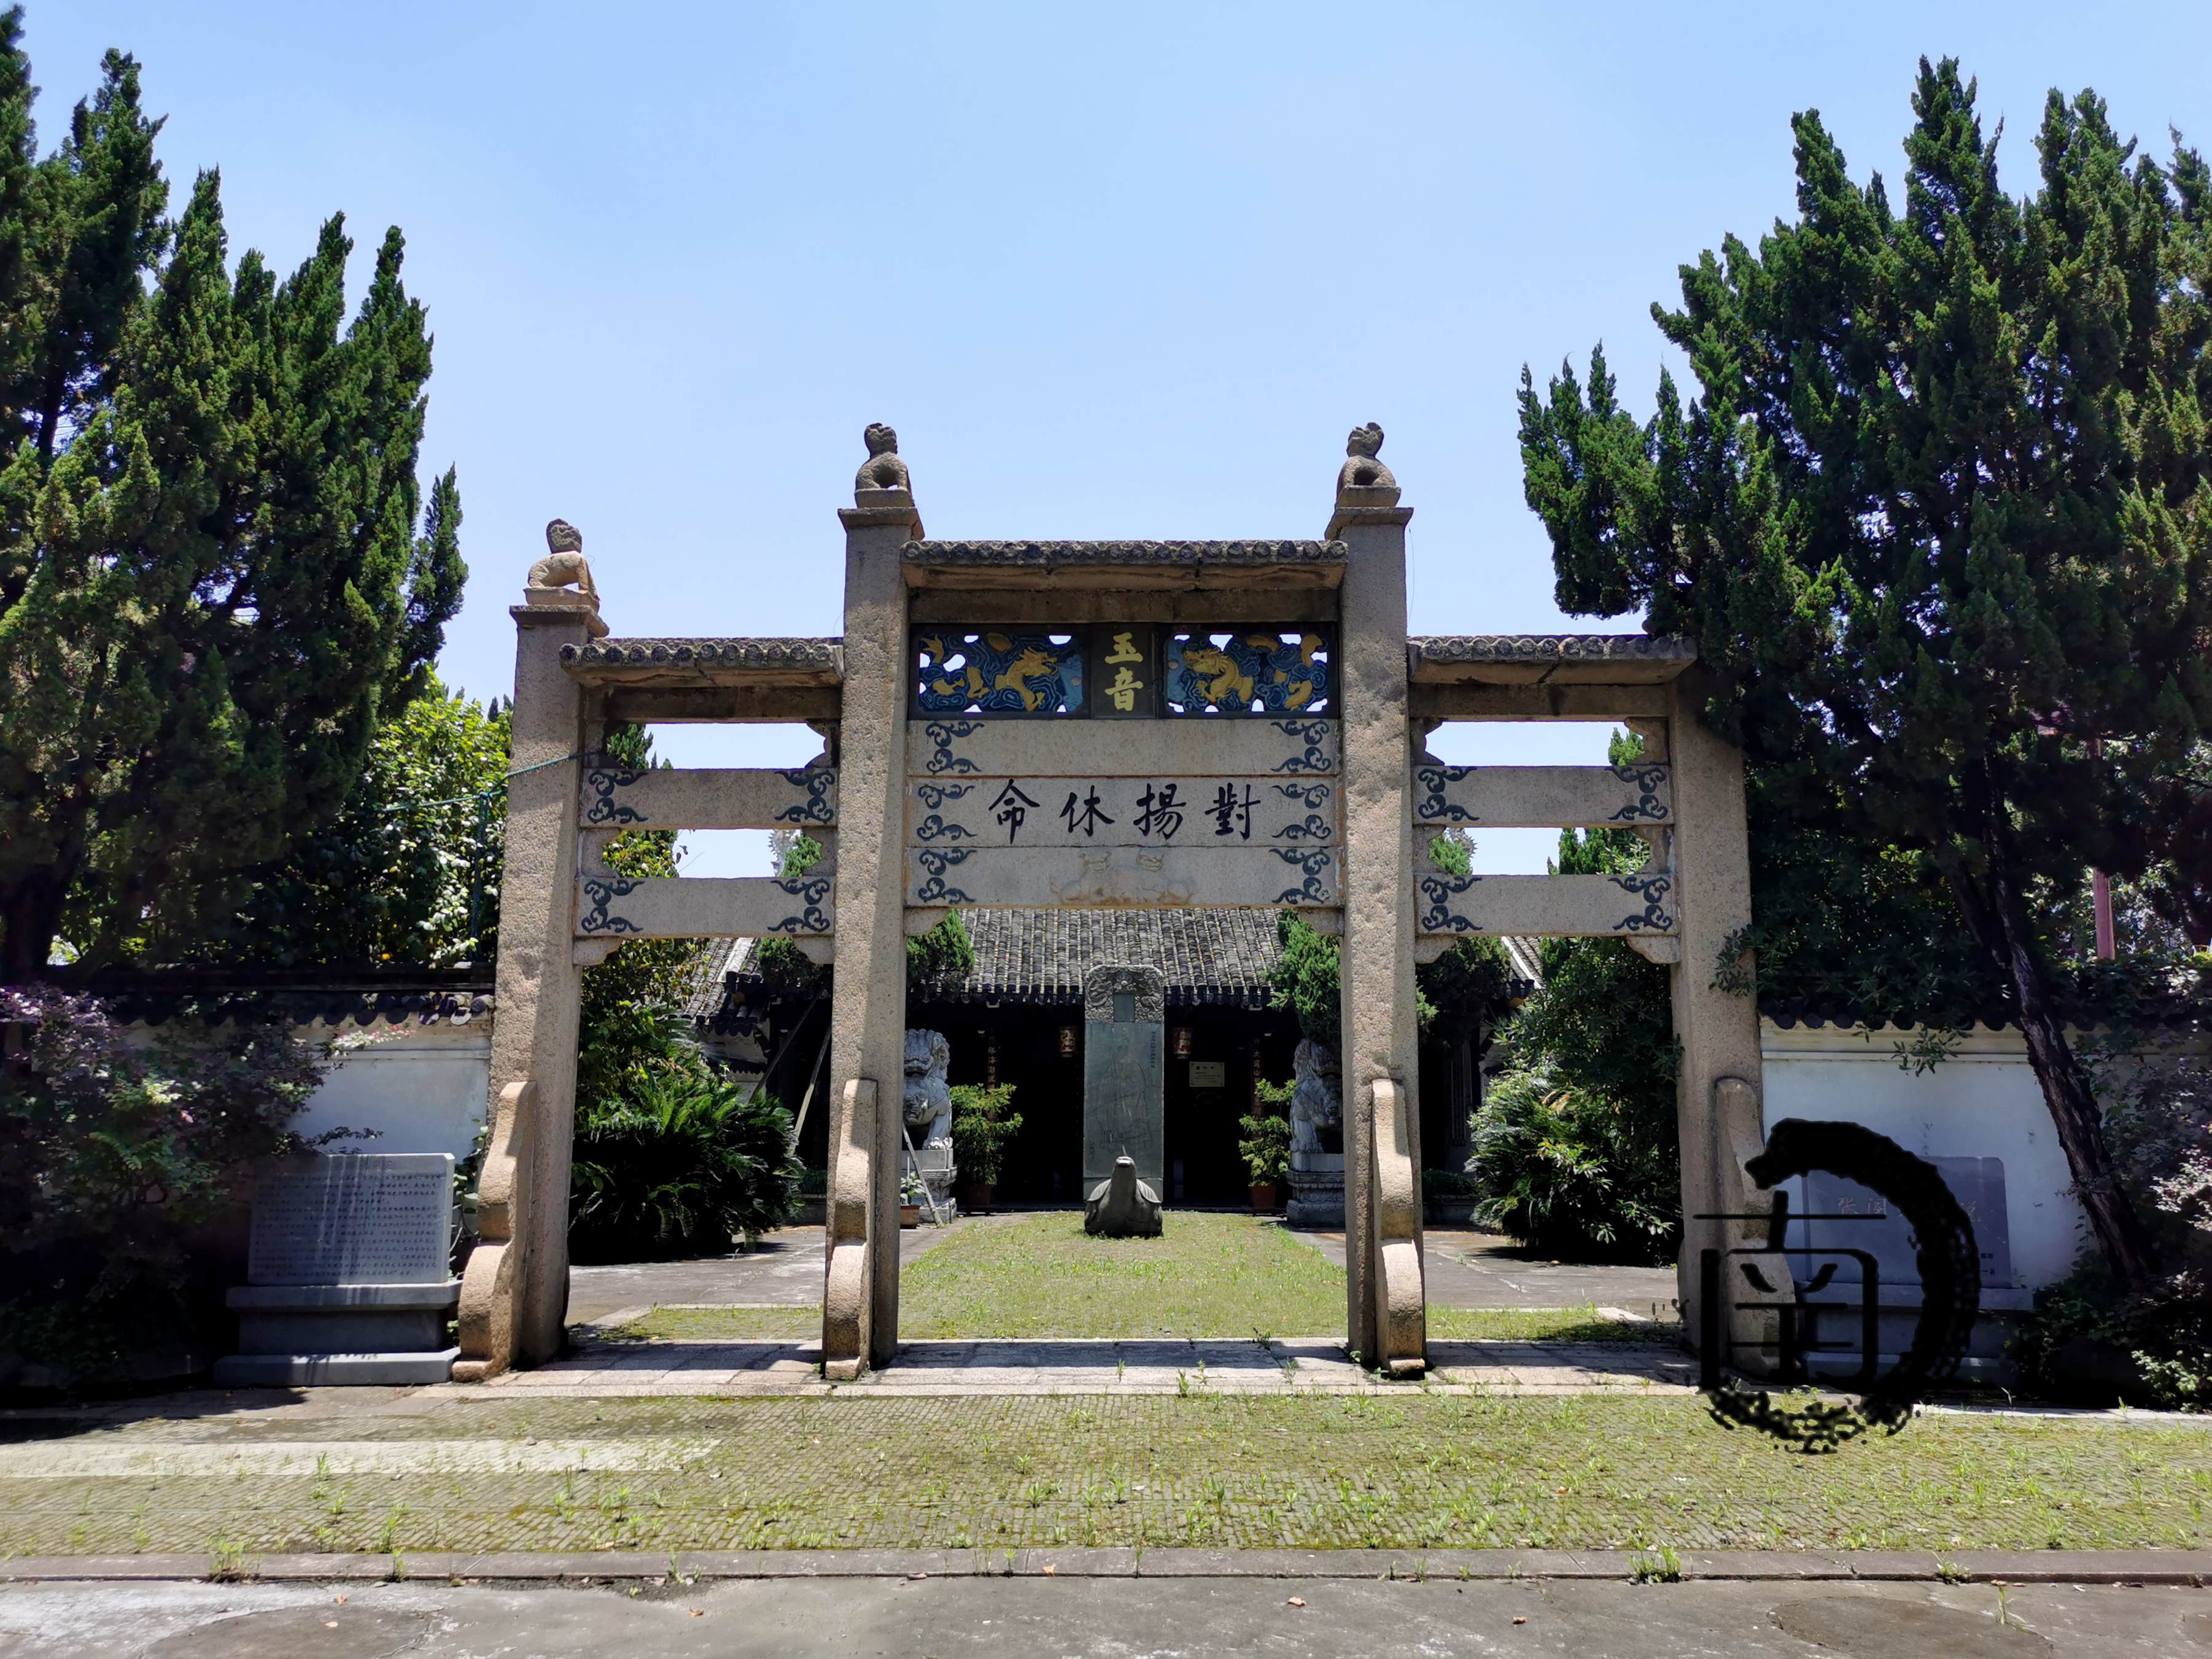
(903, 540), (1346, 594)
(1408, 633), (1698, 686)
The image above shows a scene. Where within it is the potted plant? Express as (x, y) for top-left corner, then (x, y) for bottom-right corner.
(1238, 1083), (1294, 1213)
(951, 1082), (1022, 1213)
(899, 1170), (923, 1229)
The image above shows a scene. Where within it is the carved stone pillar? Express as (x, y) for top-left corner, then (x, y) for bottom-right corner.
(1661, 668), (1768, 1350)
(456, 524), (604, 1379)
(823, 427), (922, 1378)
(1328, 425), (1426, 1375)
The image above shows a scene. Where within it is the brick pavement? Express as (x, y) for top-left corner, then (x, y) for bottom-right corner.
(421, 1334), (1696, 1398)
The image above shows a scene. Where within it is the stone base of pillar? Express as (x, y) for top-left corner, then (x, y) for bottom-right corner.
(1287, 1153), (1345, 1228)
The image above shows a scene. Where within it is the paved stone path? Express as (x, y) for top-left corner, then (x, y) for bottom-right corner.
(1298, 1227), (1681, 1315)
(566, 1222), (962, 1324)
(543, 1218), (1688, 1398)
(5, 1574), (2210, 1657)
(426, 1334), (1696, 1398)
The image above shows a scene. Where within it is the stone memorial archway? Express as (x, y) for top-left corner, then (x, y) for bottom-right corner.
(454, 427), (1769, 1383)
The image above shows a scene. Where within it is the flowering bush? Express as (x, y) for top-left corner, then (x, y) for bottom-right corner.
(0, 986), (326, 1380)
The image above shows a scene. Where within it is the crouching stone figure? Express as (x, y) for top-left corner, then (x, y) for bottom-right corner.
(1084, 1156), (1163, 1238)
(902, 1029), (953, 1150)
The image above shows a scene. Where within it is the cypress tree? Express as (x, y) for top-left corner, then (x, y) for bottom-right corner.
(1518, 60), (2210, 1287)
(0, 12), (462, 976)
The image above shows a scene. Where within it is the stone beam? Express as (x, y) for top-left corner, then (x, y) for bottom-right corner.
(909, 775), (1335, 846)
(910, 589), (1340, 626)
(903, 845), (1338, 909)
(573, 873), (834, 940)
(1409, 683), (1671, 721)
(1413, 870), (1677, 938)
(1411, 762), (1670, 827)
(602, 686), (844, 724)
(909, 717), (1338, 779)
(581, 765), (836, 831)
(1409, 633), (1698, 685)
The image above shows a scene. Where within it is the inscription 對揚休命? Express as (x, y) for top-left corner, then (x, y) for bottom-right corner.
(247, 1153), (455, 1287)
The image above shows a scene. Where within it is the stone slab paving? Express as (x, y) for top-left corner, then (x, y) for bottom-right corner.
(4, 1574), (2212, 1659)
(2, 1546), (2208, 1582)
(421, 1335), (1697, 1398)
(1296, 1226), (1682, 1315)
(564, 1221), (961, 1324)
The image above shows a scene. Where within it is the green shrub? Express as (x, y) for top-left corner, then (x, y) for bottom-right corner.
(907, 908), (976, 994)
(1469, 1065), (1677, 1263)
(0, 986), (327, 1381)
(569, 1057), (799, 1263)
(1238, 1086), (1292, 1185)
(1269, 912), (1339, 1044)
(950, 1081), (1022, 1186)
(2016, 1031), (2210, 1409)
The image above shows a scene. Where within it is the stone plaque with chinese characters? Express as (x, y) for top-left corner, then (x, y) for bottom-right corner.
(905, 712), (1340, 910)
(247, 1153), (455, 1286)
(1086, 627), (1158, 717)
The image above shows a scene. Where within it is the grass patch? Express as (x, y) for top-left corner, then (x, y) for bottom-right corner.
(898, 1212), (1345, 1339)
(10, 1394), (2207, 1556)
(1427, 1305), (1679, 1345)
(594, 1225), (1678, 1346)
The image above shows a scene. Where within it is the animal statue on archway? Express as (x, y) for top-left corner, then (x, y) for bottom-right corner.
(528, 519), (596, 599)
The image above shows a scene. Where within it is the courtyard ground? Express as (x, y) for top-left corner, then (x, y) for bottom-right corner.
(2, 1211), (2204, 1588)
(4, 1575), (2210, 1658)
(2, 1391), (2208, 1557)
(563, 1215), (1678, 1328)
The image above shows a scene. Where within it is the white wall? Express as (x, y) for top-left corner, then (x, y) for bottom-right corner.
(295, 1023), (492, 1162)
(1759, 1021), (2089, 1290)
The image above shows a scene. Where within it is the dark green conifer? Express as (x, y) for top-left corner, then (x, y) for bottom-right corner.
(1519, 61), (2210, 1286)
(0, 10), (462, 976)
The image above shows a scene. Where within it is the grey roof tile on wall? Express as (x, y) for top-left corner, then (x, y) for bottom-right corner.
(704, 910), (1289, 1014)
(923, 908), (1283, 1007)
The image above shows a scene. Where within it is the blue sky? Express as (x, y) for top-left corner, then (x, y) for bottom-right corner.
(27, 3), (2212, 874)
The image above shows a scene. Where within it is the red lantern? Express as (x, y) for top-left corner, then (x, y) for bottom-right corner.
(1171, 1026), (1193, 1059)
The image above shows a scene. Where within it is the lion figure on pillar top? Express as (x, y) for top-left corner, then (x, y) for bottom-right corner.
(1337, 421), (1398, 493)
(528, 518), (595, 594)
(902, 1028), (953, 1150)
(855, 422), (911, 495)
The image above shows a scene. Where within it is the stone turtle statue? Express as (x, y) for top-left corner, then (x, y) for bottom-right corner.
(902, 1028), (953, 1150)
(1084, 1156), (1163, 1239)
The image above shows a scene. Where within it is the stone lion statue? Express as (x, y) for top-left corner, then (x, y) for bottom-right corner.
(855, 422), (911, 494)
(1290, 1037), (1343, 1154)
(527, 519), (597, 597)
(902, 1027), (952, 1150)
(1337, 422), (1398, 493)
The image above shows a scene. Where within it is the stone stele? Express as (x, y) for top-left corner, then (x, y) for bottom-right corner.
(215, 1152), (459, 1387)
